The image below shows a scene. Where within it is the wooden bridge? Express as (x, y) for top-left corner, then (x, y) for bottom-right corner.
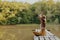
(34, 29), (60, 40)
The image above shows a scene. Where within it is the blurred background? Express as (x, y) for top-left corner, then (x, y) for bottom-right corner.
(0, 0), (60, 24)
(0, 0), (60, 40)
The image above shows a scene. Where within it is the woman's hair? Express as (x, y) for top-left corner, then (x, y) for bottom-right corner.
(41, 10), (47, 15)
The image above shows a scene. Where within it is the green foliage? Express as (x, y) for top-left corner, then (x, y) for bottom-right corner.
(32, 0), (60, 24)
(0, 0), (60, 25)
(0, 0), (1, 2)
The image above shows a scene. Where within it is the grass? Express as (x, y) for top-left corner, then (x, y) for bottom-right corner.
(0, 24), (60, 40)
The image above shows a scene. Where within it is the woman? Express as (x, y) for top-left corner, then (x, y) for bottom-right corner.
(33, 11), (46, 36)
(39, 11), (46, 36)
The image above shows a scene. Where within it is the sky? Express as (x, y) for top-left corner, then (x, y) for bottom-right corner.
(2, 0), (59, 4)
(2, 0), (39, 4)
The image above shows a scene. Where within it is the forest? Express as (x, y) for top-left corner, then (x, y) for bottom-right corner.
(0, 0), (60, 25)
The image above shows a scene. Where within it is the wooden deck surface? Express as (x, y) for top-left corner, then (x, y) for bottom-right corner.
(34, 29), (60, 40)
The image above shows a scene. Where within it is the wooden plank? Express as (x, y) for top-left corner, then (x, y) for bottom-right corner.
(44, 36), (50, 40)
(54, 36), (60, 40)
(34, 36), (39, 40)
(46, 30), (54, 36)
(48, 36), (56, 40)
(39, 36), (44, 40)
(34, 29), (60, 40)
(34, 36), (60, 40)
(46, 30), (60, 40)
